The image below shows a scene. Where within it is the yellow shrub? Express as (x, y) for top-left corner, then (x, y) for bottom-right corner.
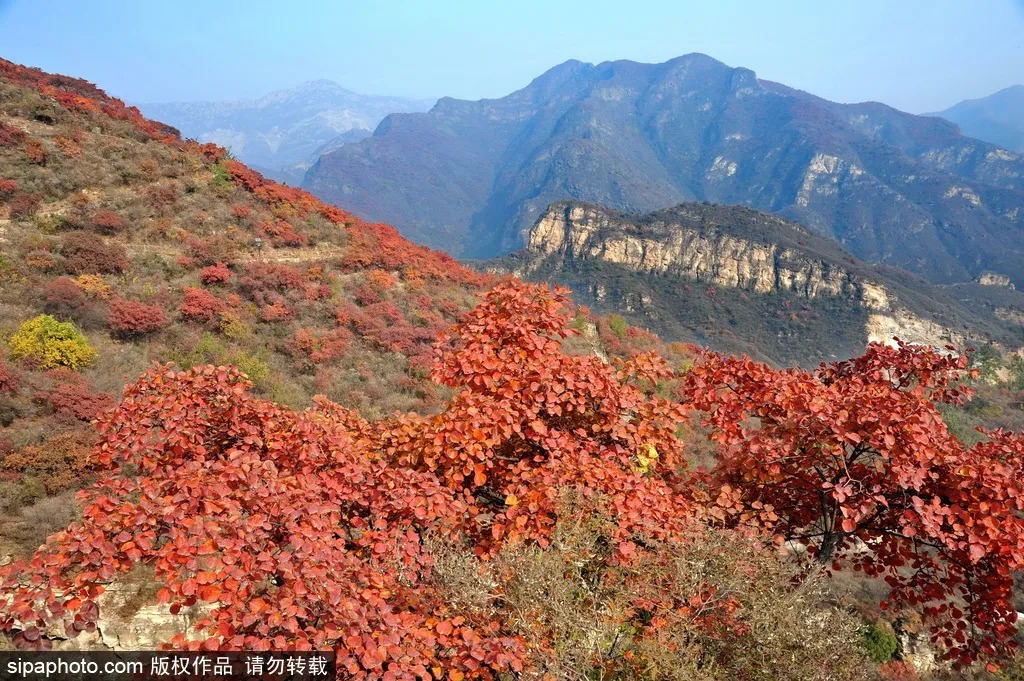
(634, 443), (659, 475)
(74, 274), (112, 299)
(8, 315), (97, 369)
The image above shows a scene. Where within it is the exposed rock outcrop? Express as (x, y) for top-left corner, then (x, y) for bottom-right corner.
(527, 203), (861, 300)
(520, 201), (970, 354)
(46, 567), (210, 651)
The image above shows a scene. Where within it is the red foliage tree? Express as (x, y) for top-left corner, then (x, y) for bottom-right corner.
(33, 369), (114, 423)
(0, 282), (697, 674)
(89, 209), (124, 233)
(0, 121), (26, 147)
(8, 192), (42, 219)
(23, 138), (47, 165)
(106, 297), (168, 338)
(0, 361), (18, 394)
(0, 179), (17, 200)
(61, 232), (128, 274)
(680, 342), (1024, 665)
(178, 287), (225, 325)
(199, 262), (233, 286)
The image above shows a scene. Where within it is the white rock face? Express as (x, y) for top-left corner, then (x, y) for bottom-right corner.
(977, 272), (1016, 289)
(528, 203), (963, 351)
(795, 154), (864, 207)
(528, 204), (859, 298)
(943, 186), (982, 206)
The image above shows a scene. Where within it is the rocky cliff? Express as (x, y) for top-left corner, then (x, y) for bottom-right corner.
(526, 202), (863, 300)
(498, 201), (1023, 365)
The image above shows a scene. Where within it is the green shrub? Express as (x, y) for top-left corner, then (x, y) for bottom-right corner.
(1009, 356), (1024, 391)
(860, 621), (898, 663)
(211, 162), (231, 188)
(608, 313), (628, 338)
(8, 315), (97, 369)
(225, 351), (270, 390)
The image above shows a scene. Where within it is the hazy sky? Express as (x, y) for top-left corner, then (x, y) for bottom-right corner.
(0, 0), (1022, 113)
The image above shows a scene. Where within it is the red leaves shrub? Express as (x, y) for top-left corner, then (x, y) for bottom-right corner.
(0, 179), (17, 200)
(196, 143), (225, 162)
(288, 327), (352, 366)
(106, 297), (168, 338)
(60, 232), (128, 275)
(0, 121), (26, 147)
(879, 661), (920, 681)
(259, 301), (293, 323)
(257, 218), (307, 248)
(185, 236), (238, 267)
(178, 287), (225, 325)
(23, 139), (47, 165)
(54, 135), (83, 158)
(352, 284), (382, 306)
(34, 370), (114, 423)
(0, 428), (97, 495)
(8, 192), (42, 219)
(89, 209), (124, 233)
(230, 203), (251, 219)
(0, 361), (17, 394)
(199, 262), (232, 286)
(43, 277), (88, 316)
(145, 183), (179, 211)
(223, 159), (264, 192)
(237, 263), (306, 305)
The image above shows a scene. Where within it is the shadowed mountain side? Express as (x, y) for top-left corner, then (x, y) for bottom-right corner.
(305, 54), (1024, 287)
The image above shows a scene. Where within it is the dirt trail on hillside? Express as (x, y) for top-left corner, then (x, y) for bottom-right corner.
(126, 242), (348, 264)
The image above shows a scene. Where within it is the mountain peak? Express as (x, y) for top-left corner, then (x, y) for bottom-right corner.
(305, 54), (1024, 285)
(933, 84), (1024, 153)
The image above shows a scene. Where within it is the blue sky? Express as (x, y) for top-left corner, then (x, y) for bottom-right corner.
(0, 0), (1022, 112)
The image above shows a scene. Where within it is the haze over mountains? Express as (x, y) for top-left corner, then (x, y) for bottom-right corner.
(140, 81), (434, 185)
(303, 54), (1024, 289)
(931, 85), (1024, 154)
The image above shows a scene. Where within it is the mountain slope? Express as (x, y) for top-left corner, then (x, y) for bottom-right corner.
(304, 54), (1024, 286)
(140, 80), (434, 185)
(495, 201), (1024, 366)
(0, 58), (488, 553)
(931, 85), (1024, 154)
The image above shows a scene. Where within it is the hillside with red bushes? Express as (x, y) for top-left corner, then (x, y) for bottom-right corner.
(0, 57), (499, 547)
(3, 58), (1024, 679)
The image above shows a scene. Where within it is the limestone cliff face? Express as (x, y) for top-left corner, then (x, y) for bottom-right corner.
(524, 202), (965, 350)
(527, 203), (861, 299)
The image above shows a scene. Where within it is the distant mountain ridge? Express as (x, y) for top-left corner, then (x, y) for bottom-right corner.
(140, 80), (434, 184)
(495, 200), (1024, 366)
(304, 54), (1024, 287)
(930, 85), (1024, 154)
